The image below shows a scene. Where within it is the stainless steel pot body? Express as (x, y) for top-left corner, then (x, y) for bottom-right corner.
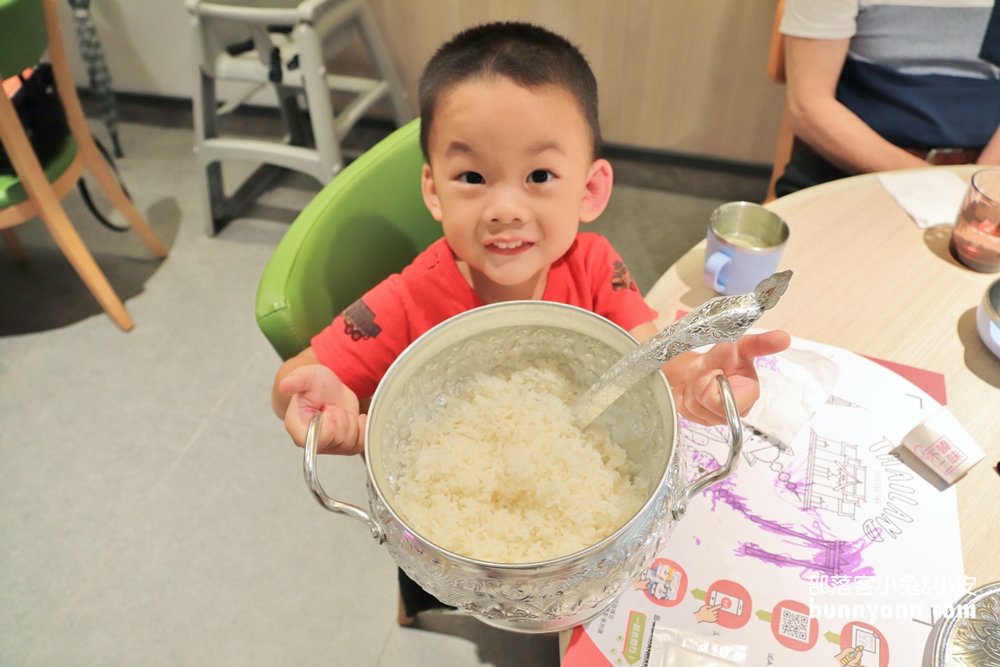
(304, 301), (743, 633)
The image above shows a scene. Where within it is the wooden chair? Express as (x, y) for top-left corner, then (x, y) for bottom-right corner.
(764, 0), (794, 203)
(0, 0), (167, 331)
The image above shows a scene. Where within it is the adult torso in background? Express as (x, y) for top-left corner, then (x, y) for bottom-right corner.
(782, 0), (1000, 149)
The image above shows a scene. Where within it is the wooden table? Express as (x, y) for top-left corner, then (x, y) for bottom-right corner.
(644, 165), (1000, 586)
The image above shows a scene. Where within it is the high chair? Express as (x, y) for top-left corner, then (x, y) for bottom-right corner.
(256, 118), (437, 360)
(764, 0), (794, 203)
(187, 0), (414, 235)
(0, 0), (167, 332)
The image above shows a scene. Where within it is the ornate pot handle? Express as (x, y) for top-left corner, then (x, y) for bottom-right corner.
(303, 412), (386, 543)
(671, 374), (743, 520)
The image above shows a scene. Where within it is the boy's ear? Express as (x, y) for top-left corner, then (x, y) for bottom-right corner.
(421, 163), (444, 222)
(579, 159), (614, 223)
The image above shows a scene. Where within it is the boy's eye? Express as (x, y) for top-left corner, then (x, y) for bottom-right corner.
(458, 171), (485, 184)
(528, 170), (554, 184)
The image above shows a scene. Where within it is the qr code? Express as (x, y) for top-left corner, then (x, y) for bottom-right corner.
(778, 608), (810, 642)
(856, 628), (877, 652)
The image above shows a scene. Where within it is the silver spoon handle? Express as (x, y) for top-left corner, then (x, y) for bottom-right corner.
(573, 270), (792, 429)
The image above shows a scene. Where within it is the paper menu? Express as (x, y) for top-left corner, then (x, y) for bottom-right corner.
(564, 337), (971, 667)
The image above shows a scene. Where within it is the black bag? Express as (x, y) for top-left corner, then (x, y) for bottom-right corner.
(0, 64), (70, 176)
(0, 64), (132, 232)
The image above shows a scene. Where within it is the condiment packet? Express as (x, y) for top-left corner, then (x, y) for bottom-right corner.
(899, 408), (985, 485)
(648, 626), (747, 667)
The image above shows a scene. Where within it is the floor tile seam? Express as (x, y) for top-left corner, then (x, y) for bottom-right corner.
(20, 347), (265, 663)
(140, 347), (266, 499)
(373, 622), (397, 667)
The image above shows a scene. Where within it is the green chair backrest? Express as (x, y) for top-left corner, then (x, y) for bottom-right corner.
(256, 119), (441, 360)
(0, 0), (48, 79)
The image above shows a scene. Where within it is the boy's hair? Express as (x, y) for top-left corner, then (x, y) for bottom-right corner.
(418, 22), (601, 160)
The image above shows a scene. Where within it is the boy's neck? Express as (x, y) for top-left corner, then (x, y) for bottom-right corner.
(456, 261), (549, 304)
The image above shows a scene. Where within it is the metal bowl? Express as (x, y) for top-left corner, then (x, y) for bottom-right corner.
(977, 278), (1000, 359)
(303, 301), (742, 633)
(930, 580), (1000, 665)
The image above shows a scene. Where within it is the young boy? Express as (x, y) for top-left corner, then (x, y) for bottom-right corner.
(272, 21), (789, 615)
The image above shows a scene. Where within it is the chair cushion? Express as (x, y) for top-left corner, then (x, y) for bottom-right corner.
(256, 119), (441, 360)
(0, 134), (78, 210)
(0, 0), (48, 79)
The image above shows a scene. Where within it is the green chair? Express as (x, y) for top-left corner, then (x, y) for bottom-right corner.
(255, 119), (441, 360)
(0, 0), (166, 331)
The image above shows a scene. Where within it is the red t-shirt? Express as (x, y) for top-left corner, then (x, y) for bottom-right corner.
(311, 233), (658, 399)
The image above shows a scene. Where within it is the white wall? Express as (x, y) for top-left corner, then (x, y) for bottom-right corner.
(57, 0), (278, 105)
(59, 1), (193, 97)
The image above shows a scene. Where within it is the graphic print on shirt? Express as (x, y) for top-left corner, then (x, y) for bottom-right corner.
(342, 298), (382, 341)
(610, 261), (639, 292)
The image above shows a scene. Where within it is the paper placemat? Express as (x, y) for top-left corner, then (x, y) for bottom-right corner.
(564, 336), (974, 667)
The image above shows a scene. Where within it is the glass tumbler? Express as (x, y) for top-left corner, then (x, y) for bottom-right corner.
(952, 169), (1000, 272)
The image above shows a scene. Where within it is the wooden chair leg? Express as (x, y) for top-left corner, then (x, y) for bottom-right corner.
(38, 196), (134, 331)
(397, 592), (416, 627)
(78, 146), (168, 258)
(1, 228), (27, 262)
(0, 81), (134, 331)
(765, 99), (795, 204)
(41, 0), (166, 258)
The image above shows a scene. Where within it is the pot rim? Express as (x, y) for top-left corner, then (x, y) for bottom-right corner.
(364, 300), (680, 570)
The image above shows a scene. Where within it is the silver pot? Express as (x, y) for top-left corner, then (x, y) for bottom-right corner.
(304, 301), (742, 633)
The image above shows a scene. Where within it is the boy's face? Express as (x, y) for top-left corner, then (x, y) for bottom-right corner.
(421, 77), (612, 299)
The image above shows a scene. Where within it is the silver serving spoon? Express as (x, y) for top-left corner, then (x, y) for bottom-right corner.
(573, 270), (793, 429)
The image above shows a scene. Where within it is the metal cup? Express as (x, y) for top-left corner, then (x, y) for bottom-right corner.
(704, 202), (790, 295)
(977, 277), (1000, 358)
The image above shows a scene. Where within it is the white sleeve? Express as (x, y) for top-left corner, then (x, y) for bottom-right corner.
(780, 0), (860, 39)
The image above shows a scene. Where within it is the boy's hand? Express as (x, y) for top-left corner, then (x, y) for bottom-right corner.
(279, 364), (366, 456)
(665, 330), (791, 426)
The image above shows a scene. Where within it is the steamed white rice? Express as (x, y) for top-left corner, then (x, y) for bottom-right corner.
(394, 365), (650, 563)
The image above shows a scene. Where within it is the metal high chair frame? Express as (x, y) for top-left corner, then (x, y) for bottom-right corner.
(187, 0), (413, 235)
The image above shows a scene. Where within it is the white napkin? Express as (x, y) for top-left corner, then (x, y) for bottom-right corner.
(877, 170), (969, 228)
(744, 348), (840, 450)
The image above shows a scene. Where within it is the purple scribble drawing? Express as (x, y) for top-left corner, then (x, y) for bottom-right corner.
(772, 452), (809, 506)
(684, 420), (877, 580)
(702, 478), (875, 579)
(740, 519), (875, 579)
(755, 354), (780, 373)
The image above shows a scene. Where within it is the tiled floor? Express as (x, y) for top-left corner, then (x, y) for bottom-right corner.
(0, 118), (751, 666)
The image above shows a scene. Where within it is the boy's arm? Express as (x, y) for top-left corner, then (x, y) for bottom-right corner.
(272, 346), (366, 456)
(629, 322), (790, 425)
(784, 36), (927, 175)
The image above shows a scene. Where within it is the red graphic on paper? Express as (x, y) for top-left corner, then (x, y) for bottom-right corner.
(705, 579), (752, 629)
(839, 621), (889, 667)
(634, 557), (687, 607)
(769, 599), (819, 651)
(564, 626), (612, 667)
(861, 355), (947, 406)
